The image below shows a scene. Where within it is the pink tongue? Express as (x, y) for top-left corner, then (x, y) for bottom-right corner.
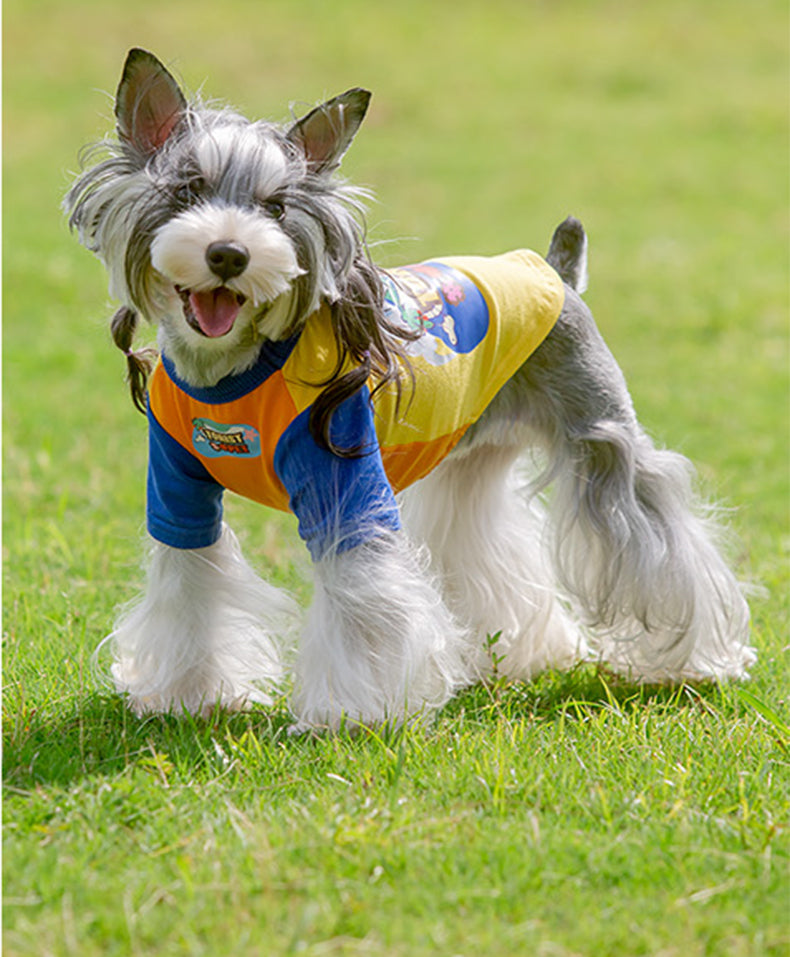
(189, 288), (241, 338)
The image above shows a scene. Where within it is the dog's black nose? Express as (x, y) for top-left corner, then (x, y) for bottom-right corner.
(205, 241), (250, 281)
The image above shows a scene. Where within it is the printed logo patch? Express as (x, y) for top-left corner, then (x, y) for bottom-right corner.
(383, 263), (489, 366)
(192, 418), (261, 458)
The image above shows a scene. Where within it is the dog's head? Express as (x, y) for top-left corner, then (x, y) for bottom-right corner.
(66, 49), (375, 388)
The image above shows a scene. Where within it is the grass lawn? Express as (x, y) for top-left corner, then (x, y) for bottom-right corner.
(3, 0), (789, 954)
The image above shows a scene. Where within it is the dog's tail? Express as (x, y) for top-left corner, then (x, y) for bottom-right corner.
(546, 216), (588, 294)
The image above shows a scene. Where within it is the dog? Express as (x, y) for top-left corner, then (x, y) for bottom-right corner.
(65, 49), (755, 731)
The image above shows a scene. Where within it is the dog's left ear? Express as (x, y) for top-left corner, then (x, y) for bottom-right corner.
(288, 88), (371, 173)
(115, 48), (187, 156)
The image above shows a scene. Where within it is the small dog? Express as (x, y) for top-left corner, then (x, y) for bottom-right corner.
(66, 49), (755, 730)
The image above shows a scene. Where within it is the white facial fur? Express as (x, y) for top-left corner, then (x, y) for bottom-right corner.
(150, 205), (303, 304)
(193, 124), (289, 195)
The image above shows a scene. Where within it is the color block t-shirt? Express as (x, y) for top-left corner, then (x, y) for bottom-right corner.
(146, 249), (564, 559)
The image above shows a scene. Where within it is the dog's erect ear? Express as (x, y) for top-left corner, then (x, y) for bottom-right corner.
(546, 216), (589, 295)
(288, 88), (371, 173)
(115, 48), (187, 155)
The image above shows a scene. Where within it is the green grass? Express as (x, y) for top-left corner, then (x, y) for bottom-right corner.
(3, 0), (789, 954)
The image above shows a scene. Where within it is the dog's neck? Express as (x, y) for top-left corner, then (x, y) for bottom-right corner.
(157, 327), (266, 387)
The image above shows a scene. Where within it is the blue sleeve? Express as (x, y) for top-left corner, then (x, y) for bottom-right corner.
(146, 405), (225, 549)
(274, 387), (401, 562)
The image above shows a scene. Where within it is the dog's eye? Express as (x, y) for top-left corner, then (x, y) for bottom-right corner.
(174, 177), (207, 206)
(261, 199), (285, 221)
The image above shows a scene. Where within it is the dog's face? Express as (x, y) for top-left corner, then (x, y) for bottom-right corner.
(67, 49), (371, 384)
(147, 124), (305, 346)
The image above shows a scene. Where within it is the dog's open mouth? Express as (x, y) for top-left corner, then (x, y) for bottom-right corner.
(176, 285), (247, 338)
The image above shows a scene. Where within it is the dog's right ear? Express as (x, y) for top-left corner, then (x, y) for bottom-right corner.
(115, 48), (187, 156)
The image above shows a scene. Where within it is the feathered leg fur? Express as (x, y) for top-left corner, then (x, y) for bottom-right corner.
(399, 444), (587, 680)
(290, 531), (470, 731)
(546, 417), (754, 680)
(102, 524), (296, 715)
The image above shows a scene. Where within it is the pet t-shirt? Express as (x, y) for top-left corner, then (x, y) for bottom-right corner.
(146, 249), (564, 560)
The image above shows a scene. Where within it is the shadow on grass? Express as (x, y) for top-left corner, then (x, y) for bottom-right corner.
(2, 692), (295, 792)
(441, 664), (729, 725)
(3, 668), (730, 793)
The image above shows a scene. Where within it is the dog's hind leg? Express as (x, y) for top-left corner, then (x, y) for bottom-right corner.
(399, 443), (588, 681)
(491, 222), (754, 681)
(102, 525), (296, 716)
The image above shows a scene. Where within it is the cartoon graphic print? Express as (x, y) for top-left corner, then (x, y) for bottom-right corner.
(192, 418), (262, 458)
(383, 262), (490, 367)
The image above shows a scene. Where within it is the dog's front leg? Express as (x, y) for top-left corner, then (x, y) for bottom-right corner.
(291, 531), (470, 732)
(104, 524), (296, 716)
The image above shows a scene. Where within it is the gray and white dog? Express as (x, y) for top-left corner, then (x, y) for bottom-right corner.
(66, 49), (754, 730)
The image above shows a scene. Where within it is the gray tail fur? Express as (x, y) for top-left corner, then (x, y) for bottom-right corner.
(547, 216), (588, 294)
